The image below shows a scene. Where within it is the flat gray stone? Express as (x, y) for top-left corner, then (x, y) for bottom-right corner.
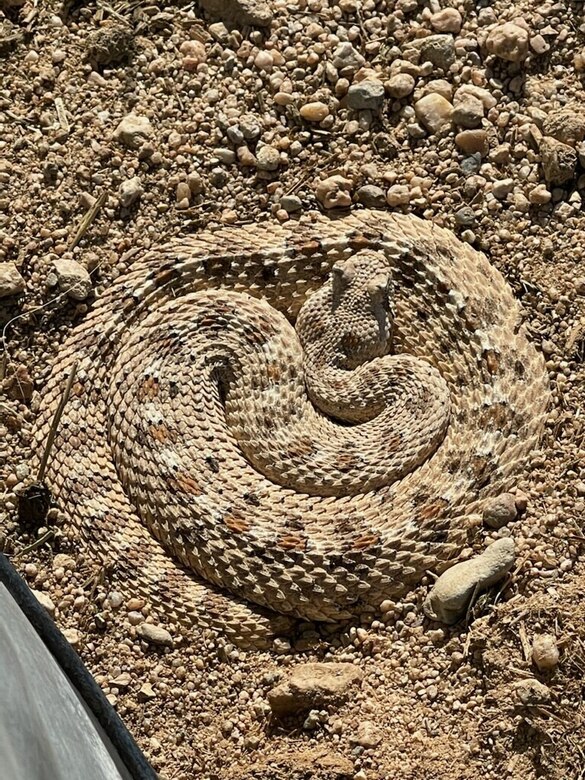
(346, 80), (385, 110)
(356, 185), (386, 208)
(331, 41), (365, 73)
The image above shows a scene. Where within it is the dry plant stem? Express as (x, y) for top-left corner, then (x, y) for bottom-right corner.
(54, 97), (70, 134)
(13, 528), (54, 559)
(68, 190), (108, 250)
(37, 360), (78, 484)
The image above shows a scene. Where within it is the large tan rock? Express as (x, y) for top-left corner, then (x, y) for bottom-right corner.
(198, 0), (272, 27)
(414, 93), (453, 134)
(0, 262), (25, 298)
(486, 22), (529, 62)
(540, 137), (577, 185)
(267, 663), (363, 716)
(423, 538), (515, 624)
(542, 108), (585, 147)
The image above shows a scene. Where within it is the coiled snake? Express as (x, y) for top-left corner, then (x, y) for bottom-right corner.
(32, 211), (549, 648)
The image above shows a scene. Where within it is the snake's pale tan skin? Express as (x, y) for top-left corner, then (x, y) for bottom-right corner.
(32, 211), (549, 648)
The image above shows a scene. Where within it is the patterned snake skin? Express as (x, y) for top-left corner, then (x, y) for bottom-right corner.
(32, 211), (549, 648)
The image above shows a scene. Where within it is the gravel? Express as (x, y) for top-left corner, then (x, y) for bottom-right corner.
(1, 0), (584, 777)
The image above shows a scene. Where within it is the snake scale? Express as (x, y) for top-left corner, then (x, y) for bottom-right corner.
(32, 211), (549, 648)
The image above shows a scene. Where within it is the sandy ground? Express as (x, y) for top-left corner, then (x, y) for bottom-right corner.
(1, 0), (585, 778)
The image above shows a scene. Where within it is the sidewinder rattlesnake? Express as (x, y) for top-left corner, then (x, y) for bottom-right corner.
(32, 211), (549, 648)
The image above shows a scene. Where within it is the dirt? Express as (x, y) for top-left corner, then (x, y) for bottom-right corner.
(1, 1), (585, 778)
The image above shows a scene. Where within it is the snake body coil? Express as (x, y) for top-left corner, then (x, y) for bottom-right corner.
(33, 212), (549, 647)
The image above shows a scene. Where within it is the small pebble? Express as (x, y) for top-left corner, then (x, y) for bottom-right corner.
(267, 663), (363, 716)
(415, 34), (456, 71)
(532, 634), (560, 672)
(528, 184), (552, 205)
(385, 73), (415, 99)
(256, 146), (280, 172)
(540, 137), (577, 185)
(332, 41), (365, 73)
(483, 493), (518, 528)
(352, 720), (382, 748)
(530, 34), (549, 55)
(176, 181), (191, 206)
(63, 628), (81, 648)
(574, 50), (585, 72)
(356, 185), (386, 208)
(127, 611), (144, 626)
(430, 8), (462, 34)
(452, 95), (484, 129)
(299, 102), (329, 122)
(386, 184), (410, 207)
(346, 80), (385, 111)
(280, 195), (302, 213)
(86, 22), (133, 65)
(315, 175), (352, 209)
(110, 672), (132, 688)
(138, 683), (157, 702)
(24, 563), (38, 578)
(119, 176), (143, 207)
(491, 179), (514, 200)
(514, 678), (551, 707)
(454, 206), (475, 226)
(33, 590), (56, 618)
(113, 113), (153, 150)
(52, 257), (92, 301)
(455, 129), (489, 156)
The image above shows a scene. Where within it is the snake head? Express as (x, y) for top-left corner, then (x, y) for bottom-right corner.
(367, 271), (391, 303)
(367, 271), (395, 319)
(331, 258), (357, 297)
